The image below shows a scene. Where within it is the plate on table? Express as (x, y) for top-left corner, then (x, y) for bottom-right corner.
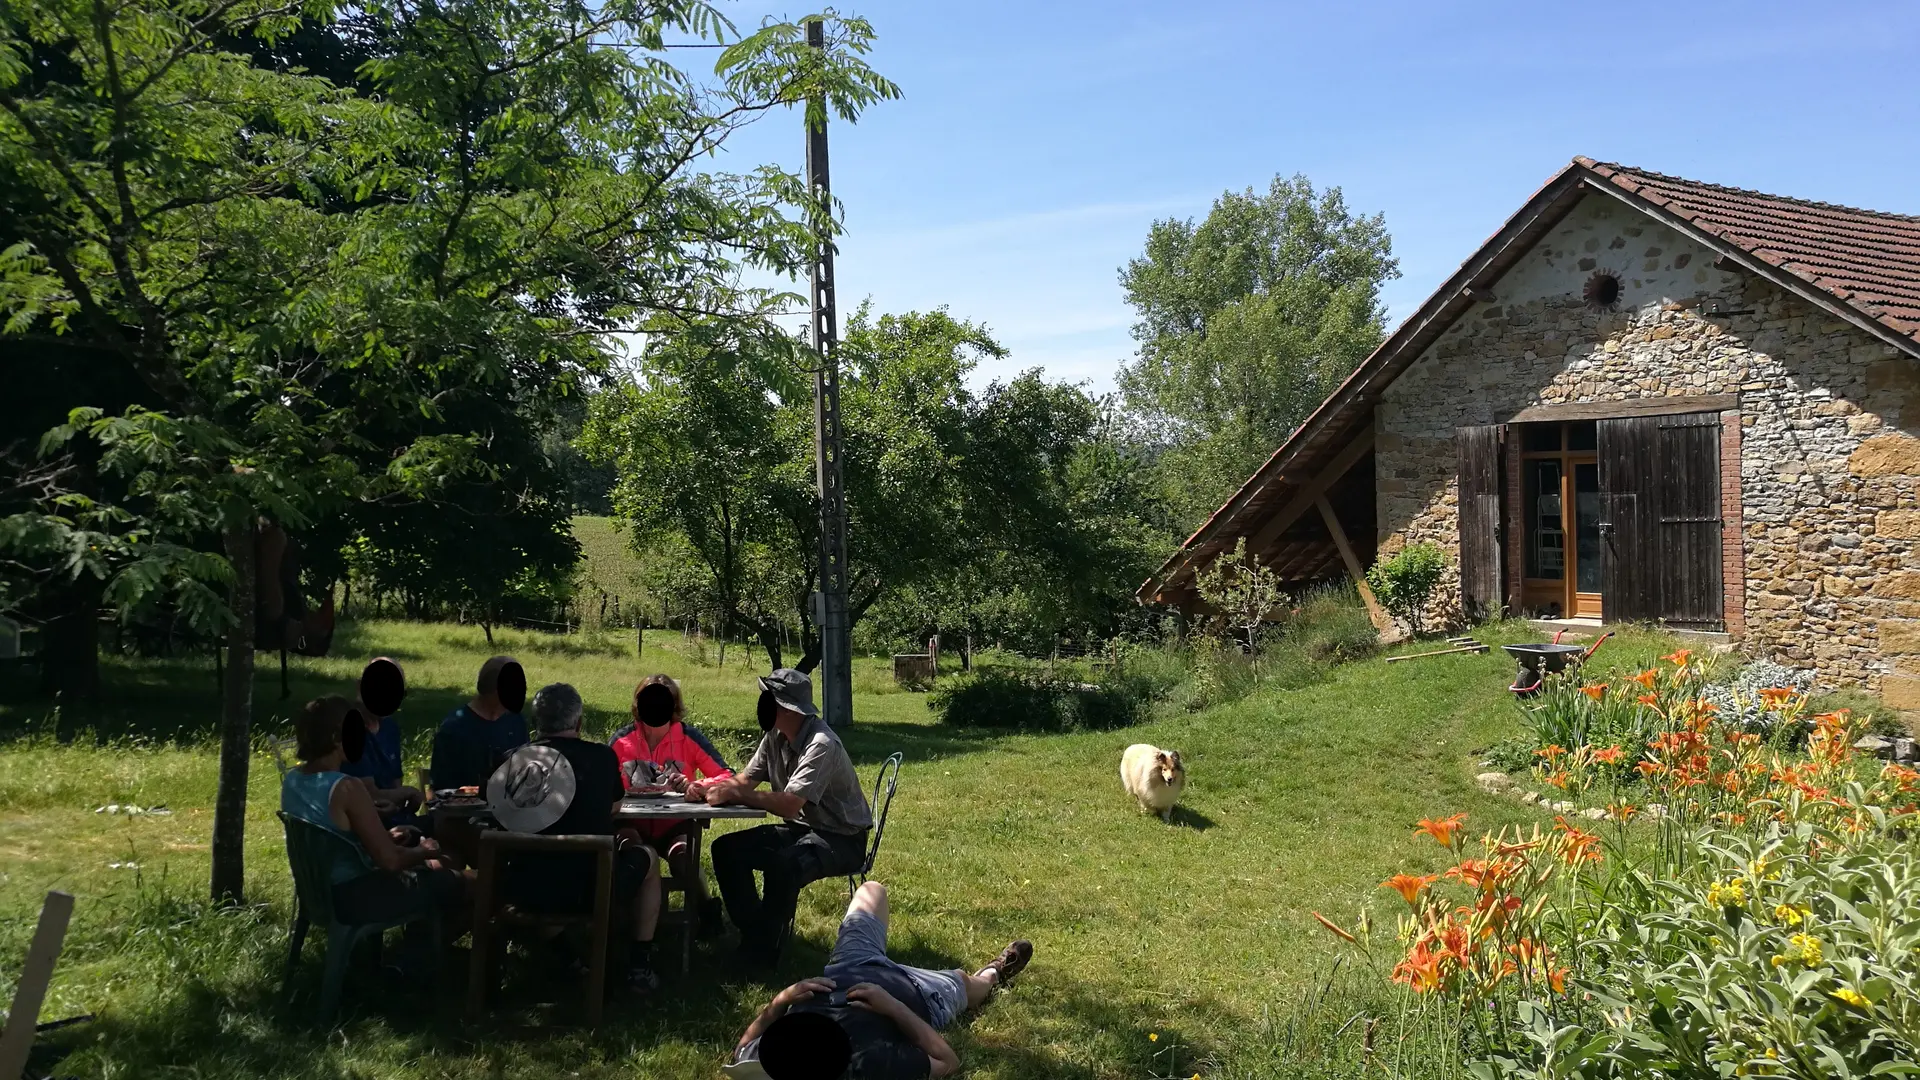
(626, 786), (678, 800)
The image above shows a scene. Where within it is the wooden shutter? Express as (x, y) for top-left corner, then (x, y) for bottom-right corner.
(1598, 412), (1723, 628)
(1456, 425), (1505, 622)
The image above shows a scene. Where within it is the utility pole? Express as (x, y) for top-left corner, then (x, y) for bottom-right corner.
(807, 18), (853, 728)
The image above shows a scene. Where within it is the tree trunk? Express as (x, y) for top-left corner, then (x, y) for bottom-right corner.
(210, 518), (256, 905)
(482, 620), (493, 645)
(755, 623), (784, 672)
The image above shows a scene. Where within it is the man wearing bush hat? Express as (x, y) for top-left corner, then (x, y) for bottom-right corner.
(705, 668), (872, 966)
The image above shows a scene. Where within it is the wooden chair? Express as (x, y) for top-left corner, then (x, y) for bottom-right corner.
(277, 812), (441, 1024)
(467, 831), (615, 1027)
(848, 752), (904, 895)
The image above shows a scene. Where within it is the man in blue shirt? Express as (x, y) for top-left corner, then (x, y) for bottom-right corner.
(342, 657), (424, 826)
(430, 655), (530, 790)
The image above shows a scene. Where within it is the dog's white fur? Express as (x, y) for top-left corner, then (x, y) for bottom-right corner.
(1120, 743), (1186, 822)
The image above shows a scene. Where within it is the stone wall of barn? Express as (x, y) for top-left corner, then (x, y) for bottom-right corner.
(1375, 193), (1920, 700)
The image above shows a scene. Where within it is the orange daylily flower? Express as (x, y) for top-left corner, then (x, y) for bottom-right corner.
(1637, 693), (1659, 706)
(1547, 966), (1569, 993)
(1635, 760), (1665, 778)
(1661, 649), (1694, 667)
(1553, 817), (1603, 866)
(1414, 813), (1467, 847)
(1607, 802), (1640, 821)
(1535, 744), (1566, 762)
(1579, 684), (1607, 701)
(1381, 873), (1437, 905)
(1311, 911), (1356, 943)
(1632, 669), (1658, 689)
(1391, 940), (1443, 993)
(1592, 745), (1624, 765)
(1758, 687), (1798, 708)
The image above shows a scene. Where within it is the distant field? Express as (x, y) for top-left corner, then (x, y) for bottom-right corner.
(571, 514), (651, 628)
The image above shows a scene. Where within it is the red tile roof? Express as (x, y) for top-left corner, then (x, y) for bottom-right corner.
(1581, 157), (1920, 349)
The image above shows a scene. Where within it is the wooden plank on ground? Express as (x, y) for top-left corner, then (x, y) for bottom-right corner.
(0, 890), (75, 1080)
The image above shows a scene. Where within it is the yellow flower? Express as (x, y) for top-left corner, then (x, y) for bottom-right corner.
(1149, 1033), (1159, 1042)
(1787, 933), (1823, 966)
(1706, 878), (1747, 908)
(1772, 903), (1810, 926)
(1770, 955), (1787, 968)
(1766, 1048), (1779, 1059)
(1831, 987), (1872, 1010)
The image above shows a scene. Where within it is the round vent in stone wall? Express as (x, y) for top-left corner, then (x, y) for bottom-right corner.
(1583, 270), (1622, 312)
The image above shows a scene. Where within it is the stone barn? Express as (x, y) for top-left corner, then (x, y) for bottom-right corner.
(1140, 157), (1920, 702)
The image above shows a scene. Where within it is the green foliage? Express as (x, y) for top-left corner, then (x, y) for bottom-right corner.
(1175, 583), (1378, 711)
(1119, 174), (1398, 531)
(1367, 543), (1446, 636)
(582, 306), (1164, 668)
(929, 658), (1174, 733)
(1473, 825), (1920, 1079)
(1195, 538), (1284, 647)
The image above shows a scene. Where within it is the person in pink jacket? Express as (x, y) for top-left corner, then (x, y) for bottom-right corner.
(610, 674), (734, 922)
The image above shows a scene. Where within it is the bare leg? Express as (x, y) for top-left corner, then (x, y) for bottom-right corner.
(962, 969), (998, 1010)
(848, 880), (888, 924)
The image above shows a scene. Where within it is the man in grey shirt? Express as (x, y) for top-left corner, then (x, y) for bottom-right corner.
(698, 668), (873, 966)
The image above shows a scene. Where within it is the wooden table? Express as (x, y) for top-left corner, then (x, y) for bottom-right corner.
(429, 797), (765, 877)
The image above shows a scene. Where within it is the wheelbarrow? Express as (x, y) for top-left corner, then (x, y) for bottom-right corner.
(1505, 630), (1613, 697)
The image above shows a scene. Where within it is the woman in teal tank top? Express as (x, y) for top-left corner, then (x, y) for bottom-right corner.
(281, 696), (469, 927)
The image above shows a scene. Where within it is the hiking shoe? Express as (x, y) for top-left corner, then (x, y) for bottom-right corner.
(627, 963), (660, 994)
(982, 940), (1033, 983)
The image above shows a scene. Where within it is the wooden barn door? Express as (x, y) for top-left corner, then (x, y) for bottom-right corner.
(1597, 412), (1723, 628)
(1653, 413), (1724, 628)
(1456, 425), (1506, 622)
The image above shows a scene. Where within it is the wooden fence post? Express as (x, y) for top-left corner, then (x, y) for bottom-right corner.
(0, 890), (75, 1080)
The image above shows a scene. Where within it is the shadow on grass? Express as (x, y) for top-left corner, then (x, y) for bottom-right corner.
(1168, 805), (1217, 831)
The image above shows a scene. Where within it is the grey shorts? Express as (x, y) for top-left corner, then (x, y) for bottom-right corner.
(823, 910), (968, 1030)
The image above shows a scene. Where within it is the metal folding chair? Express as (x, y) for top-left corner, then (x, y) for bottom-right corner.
(848, 752), (903, 895)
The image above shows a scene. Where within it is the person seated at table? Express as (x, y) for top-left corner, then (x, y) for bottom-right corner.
(729, 881), (1032, 1079)
(493, 682), (664, 993)
(610, 674), (734, 923)
(281, 695), (468, 974)
(706, 669), (872, 966)
(342, 657), (425, 828)
(430, 655), (529, 791)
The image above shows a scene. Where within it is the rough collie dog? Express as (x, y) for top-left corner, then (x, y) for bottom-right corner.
(1120, 743), (1186, 822)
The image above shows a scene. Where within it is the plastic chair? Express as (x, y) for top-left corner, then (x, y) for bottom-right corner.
(277, 811), (441, 1024)
(269, 737), (299, 777)
(467, 831), (616, 1027)
(848, 752), (903, 895)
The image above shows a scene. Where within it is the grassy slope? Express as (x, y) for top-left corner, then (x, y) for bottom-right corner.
(570, 515), (651, 627)
(0, 621), (1689, 1079)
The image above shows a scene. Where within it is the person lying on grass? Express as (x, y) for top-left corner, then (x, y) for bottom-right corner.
(492, 682), (665, 993)
(281, 695), (468, 974)
(706, 669), (873, 966)
(610, 674), (733, 926)
(728, 881), (1032, 1080)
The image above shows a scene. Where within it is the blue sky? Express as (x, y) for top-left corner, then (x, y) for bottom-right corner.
(706, 1), (1920, 391)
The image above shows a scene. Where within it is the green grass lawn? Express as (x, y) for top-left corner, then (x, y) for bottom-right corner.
(0, 620), (1694, 1079)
